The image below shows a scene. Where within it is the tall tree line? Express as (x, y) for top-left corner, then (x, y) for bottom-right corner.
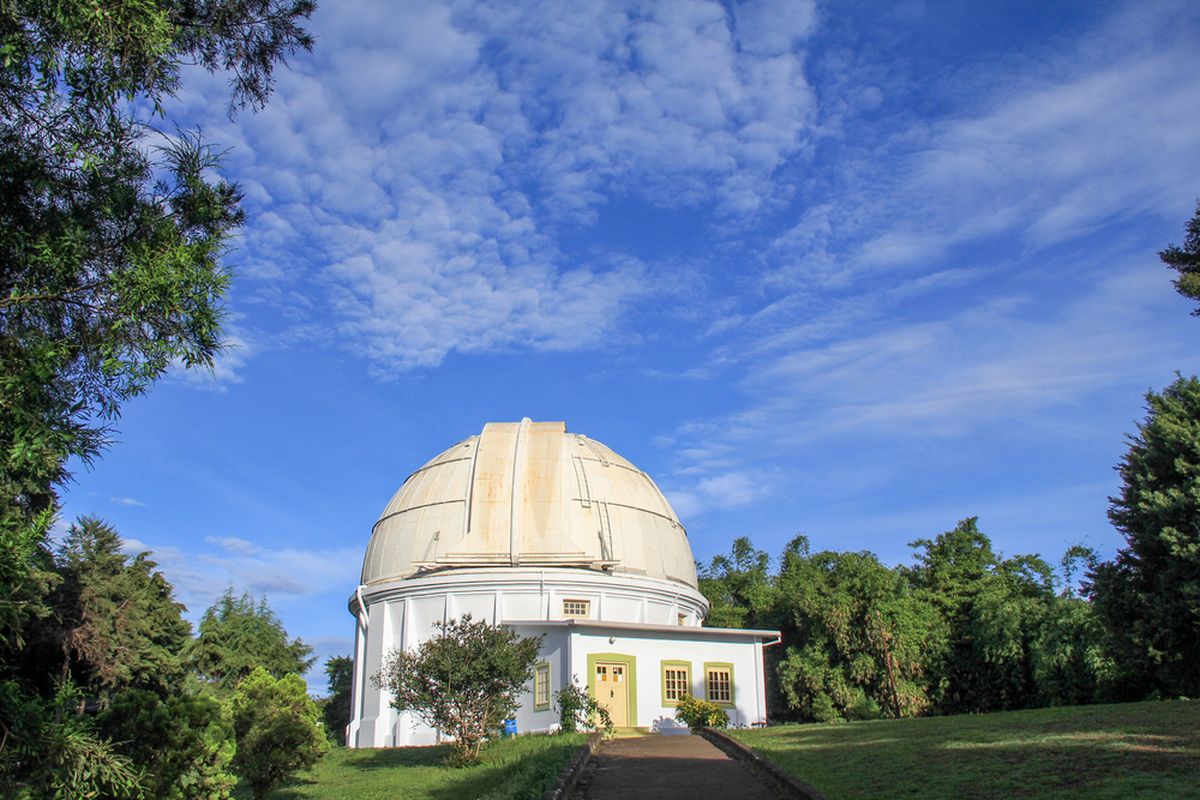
(700, 520), (1115, 723)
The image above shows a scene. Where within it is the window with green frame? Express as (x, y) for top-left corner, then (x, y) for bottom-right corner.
(704, 662), (734, 706)
(660, 661), (691, 705)
(534, 662), (551, 710)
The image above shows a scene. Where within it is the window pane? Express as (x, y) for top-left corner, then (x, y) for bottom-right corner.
(706, 668), (732, 703)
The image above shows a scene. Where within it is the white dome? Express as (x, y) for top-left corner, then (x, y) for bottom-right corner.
(361, 419), (698, 589)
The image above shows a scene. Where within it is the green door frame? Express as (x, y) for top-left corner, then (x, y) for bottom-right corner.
(586, 652), (638, 727)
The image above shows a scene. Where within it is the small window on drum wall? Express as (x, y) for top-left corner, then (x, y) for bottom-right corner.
(562, 599), (590, 618)
(661, 661), (691, 706)
(534, 662), (551, 711)
(704, 662), (734, 706)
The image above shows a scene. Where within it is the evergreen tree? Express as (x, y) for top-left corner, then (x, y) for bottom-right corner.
(230, 667), (327, 800)
(1090, 374), (1200, 697)
(1160, 201), (1200, 313)
(99, 684), (236, 800)
(321, 655), (353, 746)
(52, 517), (192, 698)
(187, 590), (315, 691)
(1, 1), (316, 525)
(0, 0), (316, 689)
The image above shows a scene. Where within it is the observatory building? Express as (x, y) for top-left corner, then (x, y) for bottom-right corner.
(347, 419), (779, 747)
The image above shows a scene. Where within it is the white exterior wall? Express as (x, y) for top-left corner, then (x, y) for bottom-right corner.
(567, 628), (770, 731)
(348, 567), (718, 747)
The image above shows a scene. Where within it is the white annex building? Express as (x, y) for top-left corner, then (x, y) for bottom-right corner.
(346, 419), (780, 747)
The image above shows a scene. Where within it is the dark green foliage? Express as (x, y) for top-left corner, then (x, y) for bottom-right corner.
(775, 538), (946, 721)
(907, 518), (1055, 713)
(187, 589), (315, 691)
(99, 685), (236, 800)
(52, 517), (192, 698)
(555, 679), (613, 734)
(230, 667), (327, 800)
(321, 655), (352, 746)
(1160, 201), (1200, 313)
(674, 694), (729, 728)
(1, 7), (314, 786)
(1030, 596), (1115, 706)
(699, 523), (1126, 722)
(1090, 375), (1200, 698)
(0, 510), (58, 652)
(0, 4), (316, 695)
(1, 0), (315, 526)
(374, 615), (542, 764)
(1, 679), (145, 799)
(698, 536), (778, 629)
(1, 518), (207, 794)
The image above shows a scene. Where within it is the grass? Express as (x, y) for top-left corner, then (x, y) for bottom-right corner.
(242, 732), (589, 800)
(730, 700), (1200, 800)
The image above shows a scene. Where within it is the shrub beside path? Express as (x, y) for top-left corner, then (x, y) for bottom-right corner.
(572, 734), (781, 800)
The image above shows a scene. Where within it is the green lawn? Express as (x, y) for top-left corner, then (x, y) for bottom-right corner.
(242, 733), (589, 800)
(730, 700), (1199, 800)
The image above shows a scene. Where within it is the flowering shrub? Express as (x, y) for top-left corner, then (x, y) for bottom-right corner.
(674, 694), (729, 729)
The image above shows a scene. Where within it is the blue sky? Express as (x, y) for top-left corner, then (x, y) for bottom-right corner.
(59, 0), (1200, 693)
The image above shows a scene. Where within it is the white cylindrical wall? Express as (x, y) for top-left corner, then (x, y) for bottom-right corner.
(348, 567), (712, 747)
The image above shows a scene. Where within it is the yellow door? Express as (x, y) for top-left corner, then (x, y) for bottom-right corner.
(594, 661), (629, 727)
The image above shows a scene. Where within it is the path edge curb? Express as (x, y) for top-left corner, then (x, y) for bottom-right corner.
(698, 727), (830, 800)
(542, 731), (604, 800)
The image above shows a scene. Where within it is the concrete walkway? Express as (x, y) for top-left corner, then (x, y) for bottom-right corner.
(574, 734), (781, 799)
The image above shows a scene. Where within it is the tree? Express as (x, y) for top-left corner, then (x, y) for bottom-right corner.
(1030, 595), (1114, 706)
(0, 2), (316, 689)
(0, 508), (58, 652)
(321, 655), (353, 747)
(1160, 201), (1200, 313)
(187, 590), (314, 691)
(2, 518), (219, 794)
(1090, 375), (1200, 697)
(230, 667), (327, 800)
(374, 615), (542, 764)
(0, 1), (316, 523)
(698, 536), (778, 629)
(51, 517), (192, 698)
(1, 678), (145, 799)
(99, 684), (236, 800)
(907, 518), (1056, 713)
(774, 540), (946, 722)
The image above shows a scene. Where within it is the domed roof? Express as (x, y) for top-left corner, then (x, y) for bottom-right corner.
(361, 419), (698, 589)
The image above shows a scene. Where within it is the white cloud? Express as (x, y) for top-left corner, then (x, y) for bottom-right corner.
(777, 4), (1200, 282)
(166, 0), (820, 375)
(666, 469), (773, 519)
(653, 2), (1200, 512)
(110, 496), (146, 507)
(168, 324), (256, 391)
(128, 536), (362, 618)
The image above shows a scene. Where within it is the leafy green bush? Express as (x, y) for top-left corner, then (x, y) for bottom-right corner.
(555, 680), (613, 734)
(2, 680), (143, 799)
(374, 615), (542, 764)
(99, 685), (236, 800)
(674, 694), (729, 729)
(230, 668), (328, 800)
